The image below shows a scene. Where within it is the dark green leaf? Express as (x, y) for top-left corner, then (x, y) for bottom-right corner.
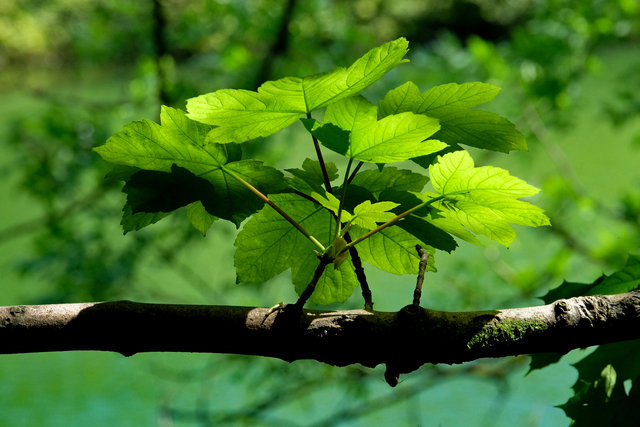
(123, 165), (216, 214)
(120, 203), (170, 234)
(350, 167), (429, 196)
(540, 255), (640, 303)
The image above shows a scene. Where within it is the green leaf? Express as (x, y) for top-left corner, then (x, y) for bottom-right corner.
(95, 106), (228, 173)
(235, 194), (358, 305)
(428, 150), (549, 246)
(352, 200), (399, 230)
(347, 112), (444, 162)
(433, 109), (528, 153)
(94, 106), (287, 227)
(300, 37), (409, 111)
(396, 215), (459, 253)
(121, 203), (169, 234)
(186, 38), (409, 143)
(186, 88), (306, 144)
(559, 341), (640, 426)
(324, 95), (377, 132)
(306, 112), (446, 163)
(350, 224), (436, 275)
(122, 165), (215, 214)
(540, 254), (640, 303)
(311, 191), (351, 221)
(286, 158), (339, 194)
(301, 119), (351, 157)
(292, 250), (357, 305)
(186, 202), (216, 236)
(379, 81), (527, 153)
(211, 160), (288, 226)
(589, 254), (640, 295)
(350, 166), (429, 196)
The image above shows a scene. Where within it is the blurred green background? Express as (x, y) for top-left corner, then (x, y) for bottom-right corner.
(1, 0), (640, 425)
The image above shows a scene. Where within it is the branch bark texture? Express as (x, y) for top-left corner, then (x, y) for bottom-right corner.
(2, 292), (640, 379)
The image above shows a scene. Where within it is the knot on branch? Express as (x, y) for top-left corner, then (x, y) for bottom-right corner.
(384, 304), (431, 387)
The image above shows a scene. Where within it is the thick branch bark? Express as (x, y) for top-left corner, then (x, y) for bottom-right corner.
(2, 292), (640, 381)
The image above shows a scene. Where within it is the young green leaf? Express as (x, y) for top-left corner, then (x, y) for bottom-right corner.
(186, 38), (409, 144)
(427, 150), (549, 246)
(235, 193), (358, 305)
(351, 200), (399, 230)
(379, 81), (527, 153)
(311, 191), (353, 222)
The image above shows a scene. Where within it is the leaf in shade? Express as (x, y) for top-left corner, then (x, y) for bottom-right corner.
(120, 203), (170, 234)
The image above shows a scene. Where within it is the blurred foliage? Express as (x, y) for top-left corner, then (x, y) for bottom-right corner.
(1, 0), (640, 425)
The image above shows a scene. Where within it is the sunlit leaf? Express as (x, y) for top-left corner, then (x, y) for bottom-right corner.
(94, 106), (287, 227)
(305, 111), (446, 163)
(186, 38), (409, 143)
(427, 150), (549, 246)
(301, 37), (409, 111)
(324, 95), (377, 132)
(350, 224), (436, 275)
(379, 81), (527, 153)
(186, 88), (305, 144)
(351, 200), (398, 230)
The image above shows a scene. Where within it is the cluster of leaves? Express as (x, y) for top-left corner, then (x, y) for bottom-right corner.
(531, 255), (640, 424)
(94, 38), (549, 306)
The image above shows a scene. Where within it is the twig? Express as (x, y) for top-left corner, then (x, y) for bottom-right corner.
(346, 161), (364, 184)
(293, 255), (331, 310)
(344, 232), (373, 310)
(413, 245), (429, 306)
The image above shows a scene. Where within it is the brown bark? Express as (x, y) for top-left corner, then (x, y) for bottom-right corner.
(2, 291), (640, 384)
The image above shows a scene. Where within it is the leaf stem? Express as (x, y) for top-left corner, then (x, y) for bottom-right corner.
(347, 161), (363, 185)
(293, 255), (331, 310)
(336, 158), (353, 237)
(344, 193), (456, 250)
(224, 169), (326, 252)
(344, 232), (374, 311)
(307, 113), (333, 193)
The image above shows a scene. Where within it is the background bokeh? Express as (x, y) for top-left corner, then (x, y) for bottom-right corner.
(1, 0), (640, 425)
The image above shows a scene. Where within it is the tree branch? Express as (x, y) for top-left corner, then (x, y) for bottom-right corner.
(2, 292), (640, 381)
